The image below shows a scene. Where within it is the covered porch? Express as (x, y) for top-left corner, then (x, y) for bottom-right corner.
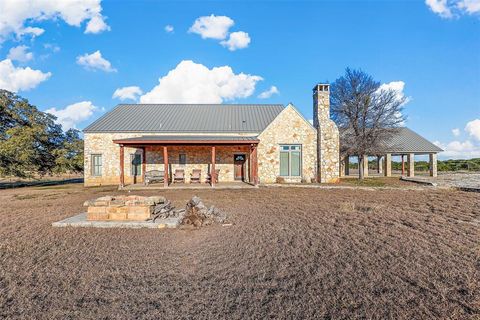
(113, 135), (259, 188)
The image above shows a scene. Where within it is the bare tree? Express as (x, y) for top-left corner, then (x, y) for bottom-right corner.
(330, 68), (406, 179)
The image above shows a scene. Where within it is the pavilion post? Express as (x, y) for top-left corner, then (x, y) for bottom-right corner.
(163, 146), (169, 187)
(362, 155), (369, 178)
(211, 146), (216, 187)
(119, 144), (125, 187)
(429, 153), (437, 177)
(377, 156), (383, 174)
(407, 153), (415, 177)
(384, 153), (392, 177)
(344, 156), (350, 176)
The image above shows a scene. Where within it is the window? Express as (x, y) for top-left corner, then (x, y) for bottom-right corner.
(91, 154), (102, 176)
(179, 153), (187, 165)
(279, 145), (302, 177)
(131, 154), (141, 176)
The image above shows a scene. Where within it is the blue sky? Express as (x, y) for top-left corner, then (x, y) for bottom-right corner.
(0, 0), (479, 159)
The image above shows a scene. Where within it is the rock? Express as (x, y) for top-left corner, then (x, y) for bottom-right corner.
(149, 196), (166, 204)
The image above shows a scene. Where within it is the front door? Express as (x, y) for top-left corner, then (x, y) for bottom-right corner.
(234, 154), (246, 181)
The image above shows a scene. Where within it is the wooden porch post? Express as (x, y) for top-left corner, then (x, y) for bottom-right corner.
(252, 144), (258, 185)
(401, 155), (405, 176)
(211, 146), (216, 187)
(119, 144), (125, 187)
(142, 146), (146, 183)
(163, 146), (169, 187)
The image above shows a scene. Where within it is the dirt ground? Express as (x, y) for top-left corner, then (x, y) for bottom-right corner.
(0, 184), (479, 319)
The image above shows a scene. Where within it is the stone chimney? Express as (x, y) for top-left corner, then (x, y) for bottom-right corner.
(313, 83), (340, 183)
(313, 84), (330, 129)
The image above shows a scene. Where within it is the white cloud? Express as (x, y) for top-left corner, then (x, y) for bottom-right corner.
(44, 43), (60, 53)
(220, 31), (251, 51)
(0, 59), (51, 92)
(378, 81), (410, 105)
(113, 86), (143, 101)
(46, 101), (97, 130)
(7, 45), (33, 62)
(189, 14), (234, 39)
(426, 0), (453, 17)
(457, 0), (480, 13)
(452, 128), (461, 137)
(258, 86), (280, 99)
(434, 118), (480, 159)
(85, 14), (110, 34)
(140, 60), (262, 104)
(0, 0), (110, 42)
(435, 140), (480, 159)
(165, 25), (174, 33)
(465, 119), (480, 140)
(76, 50), (116, 72)
(425, 0), (480, 18)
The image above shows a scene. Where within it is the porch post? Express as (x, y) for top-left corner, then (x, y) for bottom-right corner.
(142, 146), (146, 183)
(252, 144), (258, 185)
(401, 155), (405, 176)
(163, 146), (168, 187)
(119, 144), (125, 187)
(211, 146), (216, 187)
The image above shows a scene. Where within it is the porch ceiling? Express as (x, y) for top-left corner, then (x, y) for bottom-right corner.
(113, 135), (259, 145)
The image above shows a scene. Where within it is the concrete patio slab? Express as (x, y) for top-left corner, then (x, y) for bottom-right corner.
(52, 213), (180, 229)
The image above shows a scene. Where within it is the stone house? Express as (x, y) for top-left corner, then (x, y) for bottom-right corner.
(83, 84), (340, 187)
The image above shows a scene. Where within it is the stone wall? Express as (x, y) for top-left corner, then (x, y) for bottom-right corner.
(84, 132), (251, 186)
(257, 104), (317, 183)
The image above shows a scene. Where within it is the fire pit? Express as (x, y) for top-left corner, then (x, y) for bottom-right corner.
(84, 195), (165, 221)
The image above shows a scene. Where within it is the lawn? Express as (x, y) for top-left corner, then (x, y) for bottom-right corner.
(0, 184), (479, 319)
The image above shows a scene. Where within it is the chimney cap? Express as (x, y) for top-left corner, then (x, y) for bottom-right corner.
(313, 83), (330, 92)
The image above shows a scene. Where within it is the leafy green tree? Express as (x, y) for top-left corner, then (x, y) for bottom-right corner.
(0, 90), (81, 178)
(53, 129), (84, 174)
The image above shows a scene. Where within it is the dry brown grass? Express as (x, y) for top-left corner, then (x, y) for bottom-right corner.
(0, 184), (479, 319)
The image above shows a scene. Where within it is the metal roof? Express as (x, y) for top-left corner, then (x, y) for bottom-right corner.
(341, 127), (443, 154)
(83, 104), (285, 133)
(113, 135), (259, 145)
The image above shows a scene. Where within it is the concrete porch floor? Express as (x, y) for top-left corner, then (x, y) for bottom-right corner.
(121, 181), (257, 190)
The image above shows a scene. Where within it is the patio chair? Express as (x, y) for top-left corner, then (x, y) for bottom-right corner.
(190, 169), (201, 183)
(206, 169), (220, 184)
(173, 169), (185, 183)
(144, 170), (164, 185)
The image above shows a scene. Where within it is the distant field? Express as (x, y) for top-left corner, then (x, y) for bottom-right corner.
(0, 184), (479, 319)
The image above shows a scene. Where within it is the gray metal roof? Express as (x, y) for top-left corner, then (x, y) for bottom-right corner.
(113, 135), (258, 143)
(340, 127), (443, 154)
(384, 127), (443, 153)
(83, 104), (285, 133)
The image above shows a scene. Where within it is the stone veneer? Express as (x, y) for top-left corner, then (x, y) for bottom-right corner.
(313, 85), (340, 183)
(257, 104), (317, 183)
(84, 132), (253, 186)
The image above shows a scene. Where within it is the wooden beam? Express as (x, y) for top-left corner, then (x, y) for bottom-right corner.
(163, 146), (168, 187)
(142, 147), (146, 184)
(120, 144), (125, 187)
(211, 146), (216, 187)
